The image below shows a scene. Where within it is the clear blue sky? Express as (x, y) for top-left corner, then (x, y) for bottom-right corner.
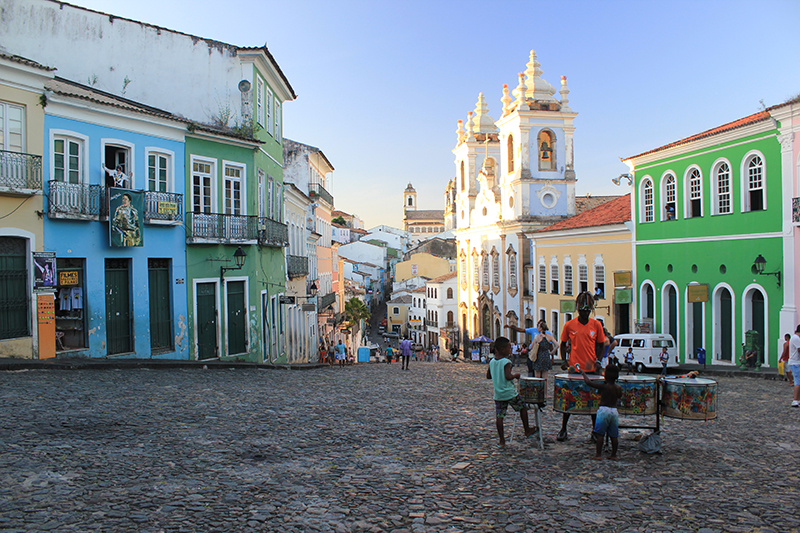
(73, 0), (800, 229)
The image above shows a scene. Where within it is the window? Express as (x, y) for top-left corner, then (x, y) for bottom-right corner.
(715, 162), (731, 214)
(393, 307), (399, 315)
(460, 161), (465, 191)
(266, 87), (274, 136)
(274, 100), (282, 142)
(147, 151), (170, 192)
(551, 311), (559, 339)
(579, 264), (589, 293)
(192, 158), (213, 214)
(507, 249), (517, 291)
(550, 263), (559, 294)
(594, 264), (605, 297)
(538, 263), (547, 293)
(267, 176), (274, 219)
(687, 168), (702, 218)
(642, 178), (654, 222)
(447, 310), (454, 324)
(255, 76), (265, 127)
(460, 253), (467, 288)
(446, 287), (453, 299)
(746, 155), (764, 211)
(507, 134), (514, 173)
(492, 252), (500, 291)
(472, 252), (479, 289)
(0, 237), (29, 339)
(53, 135), (83, 184)
(564, 264), (573, 296)
(538, 130), (555, 171)
(663, 174), (676, 220)
(103, 142), (132, 188)
(0, 101), (24, 152)
(481, 253), (489, 289)
(224, 163), (244, 215)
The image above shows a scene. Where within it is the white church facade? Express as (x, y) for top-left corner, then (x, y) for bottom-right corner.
(454, 50), (578, 350)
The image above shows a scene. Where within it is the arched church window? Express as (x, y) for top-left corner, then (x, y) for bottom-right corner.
(460, 161), (465, 191)
(507, 135), (515, 173)
(538, 130), (555, 171)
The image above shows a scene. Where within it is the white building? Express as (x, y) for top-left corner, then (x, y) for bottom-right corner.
(338, 241), (387, 270)
(409, 287), (427, 348)
(454, 50), (577, 354)
(425, 272), (459, 356)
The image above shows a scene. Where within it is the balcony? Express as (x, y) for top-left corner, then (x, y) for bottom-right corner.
(48, 181), (103, 220)
(144, 191), (183, 223)
(309, 183), (333, 206)
(186, 213), (287, 246)
(287, 254), (309, 278)
(1, 150), (42, 191)
(317, 291), (336, 311)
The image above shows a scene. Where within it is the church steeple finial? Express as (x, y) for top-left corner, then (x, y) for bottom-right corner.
(456, 119), (465, 143)
(560, 75), (572, 112)
(523, 49), (557, 102)
(513, 73), (528, 111)
(465, 111), (476, 142)
(501, 83), (512, 117)
(472, 92), (497, 133)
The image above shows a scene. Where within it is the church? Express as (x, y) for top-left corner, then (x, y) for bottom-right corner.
(402, 183), (445, 243)
(453, 50), (578, 350)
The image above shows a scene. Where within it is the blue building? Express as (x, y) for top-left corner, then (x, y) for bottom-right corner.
(43, 78), (189, 359)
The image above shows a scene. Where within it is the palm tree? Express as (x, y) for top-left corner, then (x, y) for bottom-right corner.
(345, 297), (371, 329)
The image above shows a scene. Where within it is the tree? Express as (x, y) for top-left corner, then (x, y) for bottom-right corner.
(332, 215), (346, 226)
(345, 297), (371, 327)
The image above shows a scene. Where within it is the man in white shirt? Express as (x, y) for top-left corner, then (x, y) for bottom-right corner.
(511, 342), (520, 367)
(789, 325), (800, 407)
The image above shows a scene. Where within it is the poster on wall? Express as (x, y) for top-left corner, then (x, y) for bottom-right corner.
(33, 252), (57, 292)
(109, 188), (144, 247)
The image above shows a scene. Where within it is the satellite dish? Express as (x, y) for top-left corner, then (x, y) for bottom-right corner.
(238, 80), (251, 93)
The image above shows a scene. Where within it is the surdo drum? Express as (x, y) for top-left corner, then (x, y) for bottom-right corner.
(661, 377), (717, 420)
(518, 377), (546, 405)
(617, 375), (658, 415)
(553, 373), (602, 414)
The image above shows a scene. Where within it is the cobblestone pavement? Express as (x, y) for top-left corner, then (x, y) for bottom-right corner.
(1, 363), (799, 533)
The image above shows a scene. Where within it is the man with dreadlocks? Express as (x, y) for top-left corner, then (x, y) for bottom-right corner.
(557, 291), (608, 442)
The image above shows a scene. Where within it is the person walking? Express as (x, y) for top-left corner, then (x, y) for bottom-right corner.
(530, 320), (557, 386)
(399, 336), (413, 370)
(789, 325), (800, 407)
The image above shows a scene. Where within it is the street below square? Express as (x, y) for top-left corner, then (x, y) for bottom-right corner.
(0, 363), (797, 533)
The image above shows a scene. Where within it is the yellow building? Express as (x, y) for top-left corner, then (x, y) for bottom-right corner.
(527, 194), (632, 338)
(394, 252), (453, 284)
(386, 294), (411, 337)
(0, 54), (54, 357)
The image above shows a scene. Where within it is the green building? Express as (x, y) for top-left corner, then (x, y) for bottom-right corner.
(623, 106), (790, 368)
(185, 51), (295, 363)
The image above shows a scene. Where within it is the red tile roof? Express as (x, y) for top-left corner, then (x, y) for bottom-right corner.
(429, 271), (458, 283)
(536, 194), (630, 233)
(624, 111), (771, 161)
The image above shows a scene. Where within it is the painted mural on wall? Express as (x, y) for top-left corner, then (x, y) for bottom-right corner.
(109, 188), (143, 247)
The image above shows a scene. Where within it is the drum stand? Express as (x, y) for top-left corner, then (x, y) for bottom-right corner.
(508, 401), (545, 450)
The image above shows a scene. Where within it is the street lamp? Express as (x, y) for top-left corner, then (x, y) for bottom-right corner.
(221, 246), (247, 281)
(611, 173), (633, 186)
(752, 254), (781, 287)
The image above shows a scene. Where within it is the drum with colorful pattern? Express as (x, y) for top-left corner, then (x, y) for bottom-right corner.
(553, 373), (602, 414)
(662, 377), (717, 420)
(518, 376), (545, 405)
(618, 375), (657, 415)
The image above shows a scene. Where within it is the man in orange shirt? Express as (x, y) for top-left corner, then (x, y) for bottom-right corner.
(557, 292), (608, 442)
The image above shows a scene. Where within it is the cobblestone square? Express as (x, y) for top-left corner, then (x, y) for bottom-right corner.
(0, 363), (798, 532)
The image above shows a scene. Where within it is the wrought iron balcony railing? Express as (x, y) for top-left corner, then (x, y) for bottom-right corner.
(144, 191), (183, 223)
(309, 183), (333, 206)
(48, 181), (103, 220)
(317, 291), (336, 311)
(1, 150), (42, 190)
(186, 213), (288, 246)
(287, 254), (309, 278)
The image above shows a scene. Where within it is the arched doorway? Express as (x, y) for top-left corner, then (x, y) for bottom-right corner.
(745, 289), (766, 365)
(644, 285), (654, 319)
(687, 299), (704, 362)
(716, 287), (733, 362)
(481, 304), (491, 337)
(664, 284), (677, 341)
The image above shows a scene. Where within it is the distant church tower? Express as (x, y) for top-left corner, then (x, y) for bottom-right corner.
(404, 182), (417, 211)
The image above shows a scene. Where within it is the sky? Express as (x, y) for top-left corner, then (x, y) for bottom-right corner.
(71, 0), (800, 229)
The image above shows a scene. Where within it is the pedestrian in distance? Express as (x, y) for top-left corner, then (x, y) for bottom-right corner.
(511, 342), (520, 367)
(780, 333), (792, 382)
(581, 363), (622, 460)
(335, 340), (347, 368)
(558, 291), (608, 443)
(788, 325), (800, 407)
(486, 336), (539, 448)
(624, 347), (635, 375)
(385, 345), (393, 364)
(399, 336), (412, 370)
(659, 346), (670, 377)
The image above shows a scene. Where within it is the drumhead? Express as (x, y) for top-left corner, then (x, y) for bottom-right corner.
(555, 373), (602, 380)
(664, 377), (716, 385)
(520, 376), (545, 382)
(618, 375), (656, 383)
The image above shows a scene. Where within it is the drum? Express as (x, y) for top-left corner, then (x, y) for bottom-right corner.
(518, 377), (545, 405)
(662, 377), (717, 420)
(617, 375), (657, 415)
(553, 373), (602, 414)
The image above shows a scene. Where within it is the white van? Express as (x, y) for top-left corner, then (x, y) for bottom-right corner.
(614, 333), (679, 372)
